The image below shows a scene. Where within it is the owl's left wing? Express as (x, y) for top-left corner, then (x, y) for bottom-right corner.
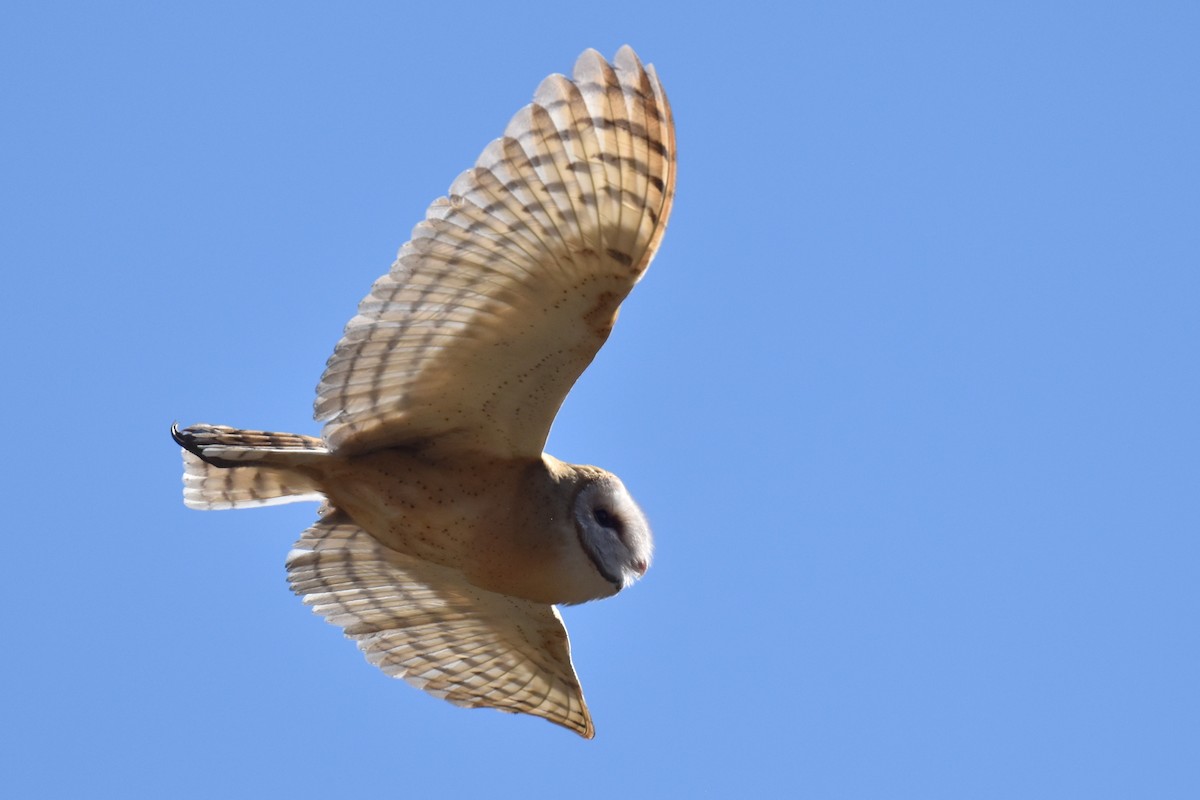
(314, 46), (675, 458)
(286, 511), (595, 738)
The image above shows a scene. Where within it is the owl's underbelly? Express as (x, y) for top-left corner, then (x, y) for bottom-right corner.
(310, 449), (597, 604)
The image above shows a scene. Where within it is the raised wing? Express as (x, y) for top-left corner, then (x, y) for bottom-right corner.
(315, 46), (676, 456)
(287, 511), (595, 738)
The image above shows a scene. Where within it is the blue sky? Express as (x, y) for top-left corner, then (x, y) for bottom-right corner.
(4, 2), (1197, 797)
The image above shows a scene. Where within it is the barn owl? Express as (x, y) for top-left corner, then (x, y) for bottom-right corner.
(172, 46), (675, 738)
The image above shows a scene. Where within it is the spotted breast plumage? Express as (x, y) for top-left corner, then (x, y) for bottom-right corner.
(172, 46), (674, 738)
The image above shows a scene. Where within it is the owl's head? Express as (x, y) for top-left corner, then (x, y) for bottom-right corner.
(572, 473), (653, 591)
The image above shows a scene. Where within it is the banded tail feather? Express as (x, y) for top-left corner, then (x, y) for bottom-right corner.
(172, 423), (329, 510)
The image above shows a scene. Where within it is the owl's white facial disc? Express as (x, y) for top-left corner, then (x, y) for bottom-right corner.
(572, 476), (653, 591)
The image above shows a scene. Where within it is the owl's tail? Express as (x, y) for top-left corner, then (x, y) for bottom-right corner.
(171, 423), (329, 510)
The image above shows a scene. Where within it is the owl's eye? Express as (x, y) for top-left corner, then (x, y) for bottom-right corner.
(592, 507), (623, 536)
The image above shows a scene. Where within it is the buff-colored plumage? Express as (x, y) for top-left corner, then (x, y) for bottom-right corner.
(173, 46), (674, 738)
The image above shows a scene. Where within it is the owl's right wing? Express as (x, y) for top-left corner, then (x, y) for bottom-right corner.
(314, 46), (675, 458)
(286, 511), (595, 738)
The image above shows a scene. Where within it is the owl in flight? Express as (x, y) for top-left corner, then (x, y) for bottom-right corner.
(172, 46), (675, 738)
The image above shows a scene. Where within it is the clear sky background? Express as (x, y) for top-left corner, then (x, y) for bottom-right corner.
(3, 2), (1197, 797)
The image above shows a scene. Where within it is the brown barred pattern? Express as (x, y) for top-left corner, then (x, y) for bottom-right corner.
(287, 512), (594, 737)
(315, 46), (675, 456)
(175, 423), (328, 510)
(173, 47), (669, 740)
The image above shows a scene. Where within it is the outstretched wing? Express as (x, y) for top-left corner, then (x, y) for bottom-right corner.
(315, 46), (676, 457)
(286, 512), (595, 738)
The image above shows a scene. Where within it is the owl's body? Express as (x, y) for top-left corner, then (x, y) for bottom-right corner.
(173, 46), (673, 738)
(316, 447), (625, 605)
